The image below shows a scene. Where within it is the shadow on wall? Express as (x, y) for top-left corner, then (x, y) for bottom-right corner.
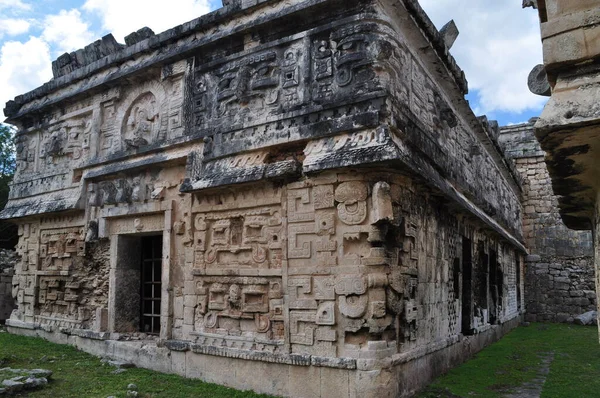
(0, 249), (17, 323)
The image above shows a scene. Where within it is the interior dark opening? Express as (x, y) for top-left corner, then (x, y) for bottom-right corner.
(461, 236), (473, 335)
(140, 235), (163, 335)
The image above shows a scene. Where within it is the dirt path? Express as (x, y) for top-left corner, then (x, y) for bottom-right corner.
(502, 352), (555, 398)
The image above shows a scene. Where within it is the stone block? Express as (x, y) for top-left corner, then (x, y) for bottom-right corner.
(288, 365), (320, 398)
(321, 367), (350, 398)
(170, 351), (186, 376)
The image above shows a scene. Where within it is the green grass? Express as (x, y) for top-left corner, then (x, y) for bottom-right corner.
(419, 323), (600, 398)
(0, 327), (273, 398)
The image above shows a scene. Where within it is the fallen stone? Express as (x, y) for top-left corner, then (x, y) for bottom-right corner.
(127, 391), (139, 397)
(574, 311), (597, 326)
(28, 369), (52, 378)
(2, 379), (24, 392)
(24, 377), (48, 389)
(127, 383), (138, 391)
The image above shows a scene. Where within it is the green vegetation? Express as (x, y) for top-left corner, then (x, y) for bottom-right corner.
(420, 323), (600, 398)
(0, 123), (17, 248)
(0, 327), (272, 398)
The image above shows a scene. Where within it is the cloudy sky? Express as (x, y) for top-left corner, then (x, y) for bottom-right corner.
(0, 0), (546, 126)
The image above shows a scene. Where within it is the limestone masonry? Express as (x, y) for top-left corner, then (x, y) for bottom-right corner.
(0, 250), (17, 323)
(2, 0), (526, 396)
(500, 121), (595, 323)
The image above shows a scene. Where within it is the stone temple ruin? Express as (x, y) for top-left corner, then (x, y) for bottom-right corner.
(0, 0), (533, 396)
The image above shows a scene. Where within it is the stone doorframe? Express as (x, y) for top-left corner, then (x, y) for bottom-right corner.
(98, 200), (174, 340)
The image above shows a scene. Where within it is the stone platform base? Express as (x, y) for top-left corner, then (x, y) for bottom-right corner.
(7, 316), (521, 397)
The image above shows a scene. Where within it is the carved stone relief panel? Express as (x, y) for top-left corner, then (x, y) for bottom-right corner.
(192, 39), (307, 130)
(166, 74), (185, 140)
(107, 214), (164, 236)
(187, 184), (284, 343)
(39, 227), (85, 272)
(191, 22), (390, 134)
(94, 80), (174, 157)
(38, 276), (82, 319)
(38, 114), (93, 174)
(90, 170), (167, 209)
(311, 22), (385, 105)
(286, 177), (400, 358)
(193, 207), (283, 273)
(14, 133), (38, 177)
(287, 181), (392, 271)
(191, 276), (284, 341)
(121, 92), (160, 150)
(15, 222), (40, 274)
(99, 99), (118, 157)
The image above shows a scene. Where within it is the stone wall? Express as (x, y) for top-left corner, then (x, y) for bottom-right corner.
(0, 249), (17, 322)
(499, 120), (595, 323)
(1, 0), (526, 396)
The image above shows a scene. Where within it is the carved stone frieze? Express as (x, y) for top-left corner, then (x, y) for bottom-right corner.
(39, 227), (85, 271)
(193, 207), (283, 272)
(191, 276), (284, 341)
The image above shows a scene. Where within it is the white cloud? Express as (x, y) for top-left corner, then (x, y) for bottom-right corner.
(0, 0), (31, 11)
(0, 19), (31, 39)
(0, 37), (52, 116)
(42, 9), (95, 55)
(419, 0), (546, 116)
(83, 0), (211, 42)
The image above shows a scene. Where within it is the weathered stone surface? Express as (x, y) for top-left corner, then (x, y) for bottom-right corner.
(499, 121), (595, 323)
(51, 34), (124, 79)
(529, 1), (600, 232)
(124, 27), (155, 47)
(1, 0), (527, 396)
(2, 379), (24, 391)
(574, 311), (597, 326)
(528, 64), (551, 97)
(439, 20), (459, 50)
(0, 250), (17, 322)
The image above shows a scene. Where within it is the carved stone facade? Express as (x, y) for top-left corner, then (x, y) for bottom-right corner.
(2, 0), (525, 396)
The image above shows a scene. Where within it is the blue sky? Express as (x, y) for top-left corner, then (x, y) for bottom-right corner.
(0, 0), (546, 126)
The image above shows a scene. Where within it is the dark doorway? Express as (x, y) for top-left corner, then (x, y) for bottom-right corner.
(477, 241), (489, 317)
(461, 237), (473, 335)
(515, 251), (521, 312)
(141, 235), (162, 335)
(489, 248), (500, 324)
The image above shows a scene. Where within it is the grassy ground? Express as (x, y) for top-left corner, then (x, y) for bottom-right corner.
(0, 327), (272, 398)
(419, 323), (600, 398)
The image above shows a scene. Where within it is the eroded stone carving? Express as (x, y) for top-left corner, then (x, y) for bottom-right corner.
(122, 92), (159, 149)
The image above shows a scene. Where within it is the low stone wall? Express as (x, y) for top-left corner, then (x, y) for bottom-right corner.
(0, 249), (17, 323)
(499, 121), (595, 323)
(6, 315), (520, 397)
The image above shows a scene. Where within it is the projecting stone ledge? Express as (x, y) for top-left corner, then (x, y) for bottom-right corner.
(0, 189), (82, 220)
